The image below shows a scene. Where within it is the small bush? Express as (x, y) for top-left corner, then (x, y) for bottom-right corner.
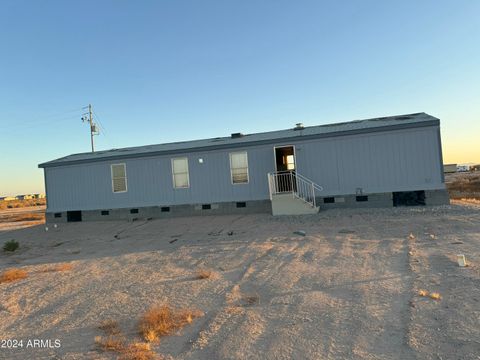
(3, 239), (19, 252)
(418, 290), (428, 297)
(138, 305), (203, 342)
(0, 268), (28, 283)
(41, 263), (73, 273)
(10, 213), (45, 222)
(95, 335), (125, 352)
(195, 269), (213, 280)
(96, 321), (157, 360)
(122, 342), (156, 360)
(55, 263), (73, 272)
(98, 320), (121, 335)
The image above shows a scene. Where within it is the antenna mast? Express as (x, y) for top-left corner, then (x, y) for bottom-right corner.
(81, 104), (99, 152)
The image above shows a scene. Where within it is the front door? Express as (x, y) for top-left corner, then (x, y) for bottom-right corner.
(274, 146), (296, 192)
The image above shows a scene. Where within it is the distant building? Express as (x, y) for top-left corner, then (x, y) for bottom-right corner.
(443, 164), (457, 173)
(33, 194), (46, 199)
(1, 196), (17, 201)
(457, 165), (470, 172)
(16, 194), (34, 200)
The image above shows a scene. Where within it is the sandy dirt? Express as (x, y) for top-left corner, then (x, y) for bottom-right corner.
(0, 204), (479, 359)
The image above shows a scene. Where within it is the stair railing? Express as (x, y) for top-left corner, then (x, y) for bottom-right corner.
(267, 171), (323, 208)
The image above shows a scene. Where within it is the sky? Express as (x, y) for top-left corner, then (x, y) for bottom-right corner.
(0, 0), (479, 196)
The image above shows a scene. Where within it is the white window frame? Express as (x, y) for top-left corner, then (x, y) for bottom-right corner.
(111, 163), (127, 193)
(229, 151), (249, 185)
(171, 157), (190, 189)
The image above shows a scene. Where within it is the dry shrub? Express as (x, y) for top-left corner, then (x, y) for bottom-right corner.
(98, 319), (121, 335)
(95, 335), (125, 352)
(459, 198), (480, 204)
(96, 305), (202, 359)
(96, 327), (157, 360)
(447, 174), (480, 193)
(418, 289), (428, 297)
(225, 306), (244, 315)
(418, 290), (441, 300)
(40, 263), (73, 273)
(138, 305), (203, 342)
(242, 294), (259, 306)
(0, 268), (28, 283)
(55, 263), (73, 271)
(195, 269), (213, 280)
(122, 342), (156, 360)
(9, 213), (45, 222)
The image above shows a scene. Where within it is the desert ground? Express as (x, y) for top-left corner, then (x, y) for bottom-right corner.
(0, 199), (479, 359)
(445, 171), (480, 201)
(0, 205), (45, 232)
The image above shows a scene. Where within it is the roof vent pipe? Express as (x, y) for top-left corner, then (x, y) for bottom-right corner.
(231, 133), (244, 138)
(294, 123), (304, 130)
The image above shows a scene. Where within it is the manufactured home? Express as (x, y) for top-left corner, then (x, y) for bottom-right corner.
(39, 112), (449, 222)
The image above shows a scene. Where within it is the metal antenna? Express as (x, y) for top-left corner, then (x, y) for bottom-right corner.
(81, 104), (99, 152)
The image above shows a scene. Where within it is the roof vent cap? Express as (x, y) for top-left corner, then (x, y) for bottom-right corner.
(294, 123), (305, 130)
(231, 132), (244, 138)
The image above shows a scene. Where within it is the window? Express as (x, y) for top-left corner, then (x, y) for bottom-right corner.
(229, 152), (249, 184)
(111, 163), (127, 193)
(286, 155), (295, 170)
(172, 158), (189, 188)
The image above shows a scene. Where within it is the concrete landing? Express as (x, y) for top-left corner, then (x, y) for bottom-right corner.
(271, 193), (319, 216)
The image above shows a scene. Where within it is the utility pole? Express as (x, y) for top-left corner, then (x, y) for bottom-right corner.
(88, 104), (94, 152)
(81, 104), (99, 152)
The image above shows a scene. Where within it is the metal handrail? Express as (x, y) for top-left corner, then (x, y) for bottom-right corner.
(294, 172), (324, 192)
(267, 171), (323, 208)
(273, 171), (324, 192)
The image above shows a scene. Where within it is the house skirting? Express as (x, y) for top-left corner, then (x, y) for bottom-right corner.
(45, 189), (450, 223)
(316, 189), (449, 209)
(45, 200), (272, 223)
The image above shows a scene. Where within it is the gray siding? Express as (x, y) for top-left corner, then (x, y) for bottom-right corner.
(297, 126), (444, 196)
(45, 126), (444, 212)
(45, 146), (276, 212)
